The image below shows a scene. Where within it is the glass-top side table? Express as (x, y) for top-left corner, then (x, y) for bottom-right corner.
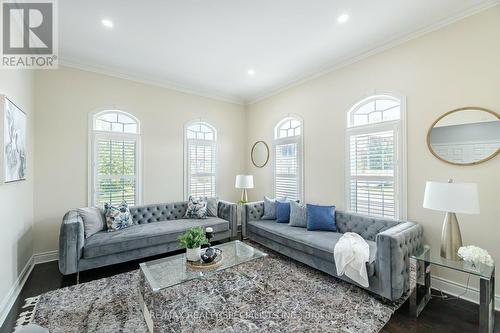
(410, 245), (495, 333)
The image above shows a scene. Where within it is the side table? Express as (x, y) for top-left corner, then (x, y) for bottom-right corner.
(411, 245), (495, 333)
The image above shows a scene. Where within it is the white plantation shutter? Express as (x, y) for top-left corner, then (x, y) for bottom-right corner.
(187, 140), (216, 198)
(275, 141), (299, 200)
(95, 137), (137, 206)
(349, 130), (396, 218)
(91, 111), (140, 207)
(185, 122), (217, 198)
(346, 95), (405, 219)
(274, 117), (303, 201)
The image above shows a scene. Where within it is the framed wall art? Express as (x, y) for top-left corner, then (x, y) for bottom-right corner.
(1, 95), (27, 183)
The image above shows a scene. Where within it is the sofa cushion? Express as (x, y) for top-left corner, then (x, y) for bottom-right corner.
(105, 201), (134, 232)
(289, 201), (307, 228)
(205, 197), (219, 217)
(306, 204), (336, 231)
(78, 207), (106, 238)
(248, 220), (377, 276)
(83, 217), (229, 259)
(262, 196), (278, 220)
(184, 196), (208, 219)
(276, 200), (291, 223)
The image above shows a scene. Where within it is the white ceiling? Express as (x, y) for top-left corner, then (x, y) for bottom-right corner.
(59, 0), (499, 104)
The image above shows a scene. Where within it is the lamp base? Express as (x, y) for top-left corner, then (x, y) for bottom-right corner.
(240, 189), (248, 203)
(440, 212), (463, 261)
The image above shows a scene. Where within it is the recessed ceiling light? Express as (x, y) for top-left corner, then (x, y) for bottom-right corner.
(247, 69), (256, 76)
(101, 19), (114, 28)
(337, 13), (349, 24)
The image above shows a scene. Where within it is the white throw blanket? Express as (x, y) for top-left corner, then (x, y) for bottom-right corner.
(334, 232), (370, 287)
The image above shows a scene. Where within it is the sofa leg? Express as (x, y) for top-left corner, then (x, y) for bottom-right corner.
(76, 271), (80, 285)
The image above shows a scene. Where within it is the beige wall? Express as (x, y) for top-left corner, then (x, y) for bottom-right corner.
(0, 70), (34, 315)
(246, 7), (500, 298)
(34, 66), (246, 254)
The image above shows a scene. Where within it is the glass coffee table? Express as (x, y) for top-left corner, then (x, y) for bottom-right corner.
(411, 245), (495, 333)
(138, 240), (267, 332)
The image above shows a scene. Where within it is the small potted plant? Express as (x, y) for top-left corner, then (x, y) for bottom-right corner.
(178, 227), (209, 261)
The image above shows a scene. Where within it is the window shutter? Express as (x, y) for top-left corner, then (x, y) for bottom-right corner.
(95, 138), (137, 206)
(275, 141), (299, 201)
(349, 130), (395, 218)
(187, 139), (216, 198)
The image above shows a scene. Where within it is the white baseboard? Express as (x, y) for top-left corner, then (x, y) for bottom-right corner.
(0, 256), (35, 329)
(0, 251), (58, 329)
(431, 275), (500, 310)
(33, 250), (58, 264)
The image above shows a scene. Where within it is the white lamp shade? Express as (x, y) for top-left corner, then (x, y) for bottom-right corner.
(235, 175), (254, 189)
(423, 181), (480, 214)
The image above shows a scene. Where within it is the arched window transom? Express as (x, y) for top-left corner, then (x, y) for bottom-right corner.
(348, 95), (401, 128)
(94, 111), (139, 134)
(276, 118), (302, 139)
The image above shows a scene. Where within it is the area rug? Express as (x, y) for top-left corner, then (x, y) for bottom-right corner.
(18, 243), (410, 332)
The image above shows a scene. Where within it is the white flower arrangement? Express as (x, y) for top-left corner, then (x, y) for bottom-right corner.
(457, 246), (494, 267)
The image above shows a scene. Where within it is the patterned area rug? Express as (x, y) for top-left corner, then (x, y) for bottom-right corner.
(20, 243), (410, 332)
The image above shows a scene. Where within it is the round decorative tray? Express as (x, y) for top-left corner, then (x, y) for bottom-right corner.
(186, 253), (223, 270)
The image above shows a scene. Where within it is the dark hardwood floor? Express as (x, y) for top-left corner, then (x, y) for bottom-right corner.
(1, 246), (498, 333)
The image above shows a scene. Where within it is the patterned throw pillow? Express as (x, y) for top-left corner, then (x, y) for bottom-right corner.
(184, 196), (208, 219)
(105, 201), (134, 232)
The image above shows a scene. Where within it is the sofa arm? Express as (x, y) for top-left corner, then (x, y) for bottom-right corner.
(58, 210), (85, 275)
(217, 200), (238, 238)
(244, 201), (264, 222)
(376, 221), (424, 301)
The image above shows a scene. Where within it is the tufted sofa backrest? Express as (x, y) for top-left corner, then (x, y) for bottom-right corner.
(335, 210), (399, 241)
(130, 201), (188, 224)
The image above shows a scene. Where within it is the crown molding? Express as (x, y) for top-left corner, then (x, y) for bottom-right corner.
(58, 59), (246, 106)
(245, 1), (500, 105)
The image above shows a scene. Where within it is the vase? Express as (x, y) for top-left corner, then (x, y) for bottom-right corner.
(186, 247), (201, 261)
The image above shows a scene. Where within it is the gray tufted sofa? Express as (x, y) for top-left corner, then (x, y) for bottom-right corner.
(243, 201), (423, 301)
(59, 200), (237, 275)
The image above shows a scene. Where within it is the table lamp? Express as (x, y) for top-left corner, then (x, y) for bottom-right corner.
(235, 175), (254, 203)
(423, 179), (480, 261)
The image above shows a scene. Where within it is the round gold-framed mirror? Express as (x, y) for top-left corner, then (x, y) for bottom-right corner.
(427, 107), (500, 166)
(251, 141), (270, 168)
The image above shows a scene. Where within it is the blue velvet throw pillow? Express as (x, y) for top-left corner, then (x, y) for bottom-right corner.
(276, 200), (292, 223)
(306, 204), (336, 231)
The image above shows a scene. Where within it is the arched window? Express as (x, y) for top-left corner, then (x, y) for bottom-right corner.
(90, 110), (141, 206)
(273, 117), (303, 201)
(184, 121), (217, 198)
(346, 94), (406, 219)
